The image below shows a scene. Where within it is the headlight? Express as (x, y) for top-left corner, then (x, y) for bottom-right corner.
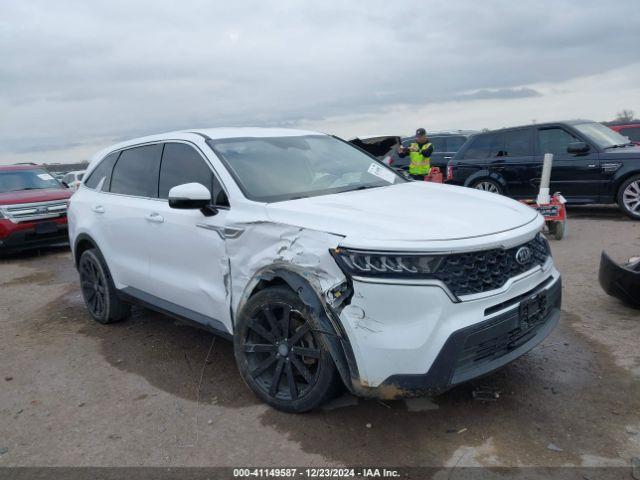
(0, 209), (5, 219)
(330, 248), (445, 278)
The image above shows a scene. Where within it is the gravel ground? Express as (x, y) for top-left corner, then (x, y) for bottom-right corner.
(0, 206), (639, 469)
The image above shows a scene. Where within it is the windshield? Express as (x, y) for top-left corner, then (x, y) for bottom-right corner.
(574, 122), (632, 149)
(209, 135), (405, 202)
(0, 169), (62, 194)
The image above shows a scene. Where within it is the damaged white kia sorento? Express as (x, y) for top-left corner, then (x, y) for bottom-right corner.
(68, 128), (561, 412)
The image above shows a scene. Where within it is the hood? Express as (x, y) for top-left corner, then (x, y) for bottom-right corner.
(0, 188), (72, 205)
(266, 182), (540, 250)
(599, 144), (640, 160)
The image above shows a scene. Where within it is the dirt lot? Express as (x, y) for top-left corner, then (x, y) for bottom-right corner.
(1, 206), (639, 470)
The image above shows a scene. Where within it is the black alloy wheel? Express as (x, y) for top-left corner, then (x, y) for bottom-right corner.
(80, 253), (107, 318)
(78, 249), (130, 324)
(235, 286), (340, 412)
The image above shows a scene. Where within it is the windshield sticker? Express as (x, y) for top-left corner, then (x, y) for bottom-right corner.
(37, 173), (55, 181)
(367, 163), (396, 183)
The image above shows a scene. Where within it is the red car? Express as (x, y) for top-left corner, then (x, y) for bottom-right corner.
(0, 165), (73, 253)
(608, 122), (640, 145)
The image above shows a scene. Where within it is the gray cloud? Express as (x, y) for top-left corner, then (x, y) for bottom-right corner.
(458, 88), (542, 101)
(1, 0), (639, 162)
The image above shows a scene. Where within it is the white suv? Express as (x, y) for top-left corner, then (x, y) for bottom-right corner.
(68, 128), (561, 412)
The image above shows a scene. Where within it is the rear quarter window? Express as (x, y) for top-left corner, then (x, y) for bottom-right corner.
(85, 151), (120, 190)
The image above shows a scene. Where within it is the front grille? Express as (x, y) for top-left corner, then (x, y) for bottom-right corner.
(1, 200), (68, 223)
(434, 234), (549, 297)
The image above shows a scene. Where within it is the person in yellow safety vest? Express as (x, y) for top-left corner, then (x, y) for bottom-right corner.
(397, 128), (434, 180)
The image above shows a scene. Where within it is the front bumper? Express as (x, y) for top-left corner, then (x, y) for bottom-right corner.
(599, 251), (640, 309)
(0, 217), (69, 252)
(338, 258), (561, 398)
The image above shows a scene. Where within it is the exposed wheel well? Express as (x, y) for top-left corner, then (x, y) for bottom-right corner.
(237, 268), (358, 395)
(74, 236), (98, 267)
(248, 277), (292, 298)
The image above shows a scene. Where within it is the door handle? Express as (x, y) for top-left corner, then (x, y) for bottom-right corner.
(145, 212), (164, 223)
(587, 164), (597, 168)
(91, 205), (105, 214)
(444, 156), (452, 160)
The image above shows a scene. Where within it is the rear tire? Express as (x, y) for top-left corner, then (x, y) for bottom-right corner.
(548, 220), (565, 240)
(617, 174), (640, 220)
(78, 249), (130, 324)
(471, 179), (503, 195)
(234, 286), (340, 412)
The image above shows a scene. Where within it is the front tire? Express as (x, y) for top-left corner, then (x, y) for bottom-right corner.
(618, 174), (640, 220)
(471, 178), (503, 195)
(78, 249), (130, 324)
(547, 220), (566, 240)
(234, 286), (340, 412)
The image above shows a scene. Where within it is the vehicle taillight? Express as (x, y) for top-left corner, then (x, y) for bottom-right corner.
(446, 164), (454, 181)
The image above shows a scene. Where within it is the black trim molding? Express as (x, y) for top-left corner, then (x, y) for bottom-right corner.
(118, 286), (232, 339)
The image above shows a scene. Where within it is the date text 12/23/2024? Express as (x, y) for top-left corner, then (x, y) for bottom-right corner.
(233, 468), (400, 478)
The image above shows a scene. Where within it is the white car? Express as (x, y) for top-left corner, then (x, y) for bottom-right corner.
(62, 170), (85, 190)
(68, 128), (561, 412)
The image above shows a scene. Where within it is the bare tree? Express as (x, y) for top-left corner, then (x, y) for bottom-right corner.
(615, 109), (636, 122)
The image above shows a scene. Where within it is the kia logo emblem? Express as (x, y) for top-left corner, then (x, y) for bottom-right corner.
(515, 246), (532, 265)
(36, 206), (48, 214)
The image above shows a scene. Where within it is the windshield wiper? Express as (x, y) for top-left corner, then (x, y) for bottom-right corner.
(285, 184), (385, 201)
(339, 184), (384, 193)
(606, 142), (634, 149)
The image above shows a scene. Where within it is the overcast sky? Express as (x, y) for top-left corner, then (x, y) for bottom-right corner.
(1, 0), (639, 165)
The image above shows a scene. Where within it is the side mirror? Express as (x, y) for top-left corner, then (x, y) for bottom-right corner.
(567, 141), (590, 154)
(168, 182), (211, 209)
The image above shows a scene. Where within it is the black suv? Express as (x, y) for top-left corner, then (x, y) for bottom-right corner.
(390, 133), (470, 173)
(447, 120), (640, 219)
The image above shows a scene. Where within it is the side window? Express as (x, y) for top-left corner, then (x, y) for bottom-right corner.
(430, 137), (446, 152)
(85, 152), (119, 190)
(538, 128), (580, 156)
(462, 134), (494, 160)
(503, 129), (532, 157)
(159, 143), (213, 199)
(159, 143), (229, 206)
(62, 174), (72, 184)
(620, 127), (640, 143)
(446, 136), (466, 152)
(110, 144), (162, 197)
(489, 133), (505, 157)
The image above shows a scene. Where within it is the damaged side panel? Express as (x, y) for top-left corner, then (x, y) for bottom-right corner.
(224, 222), (347, 317)
(223, 221), (362, 390)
